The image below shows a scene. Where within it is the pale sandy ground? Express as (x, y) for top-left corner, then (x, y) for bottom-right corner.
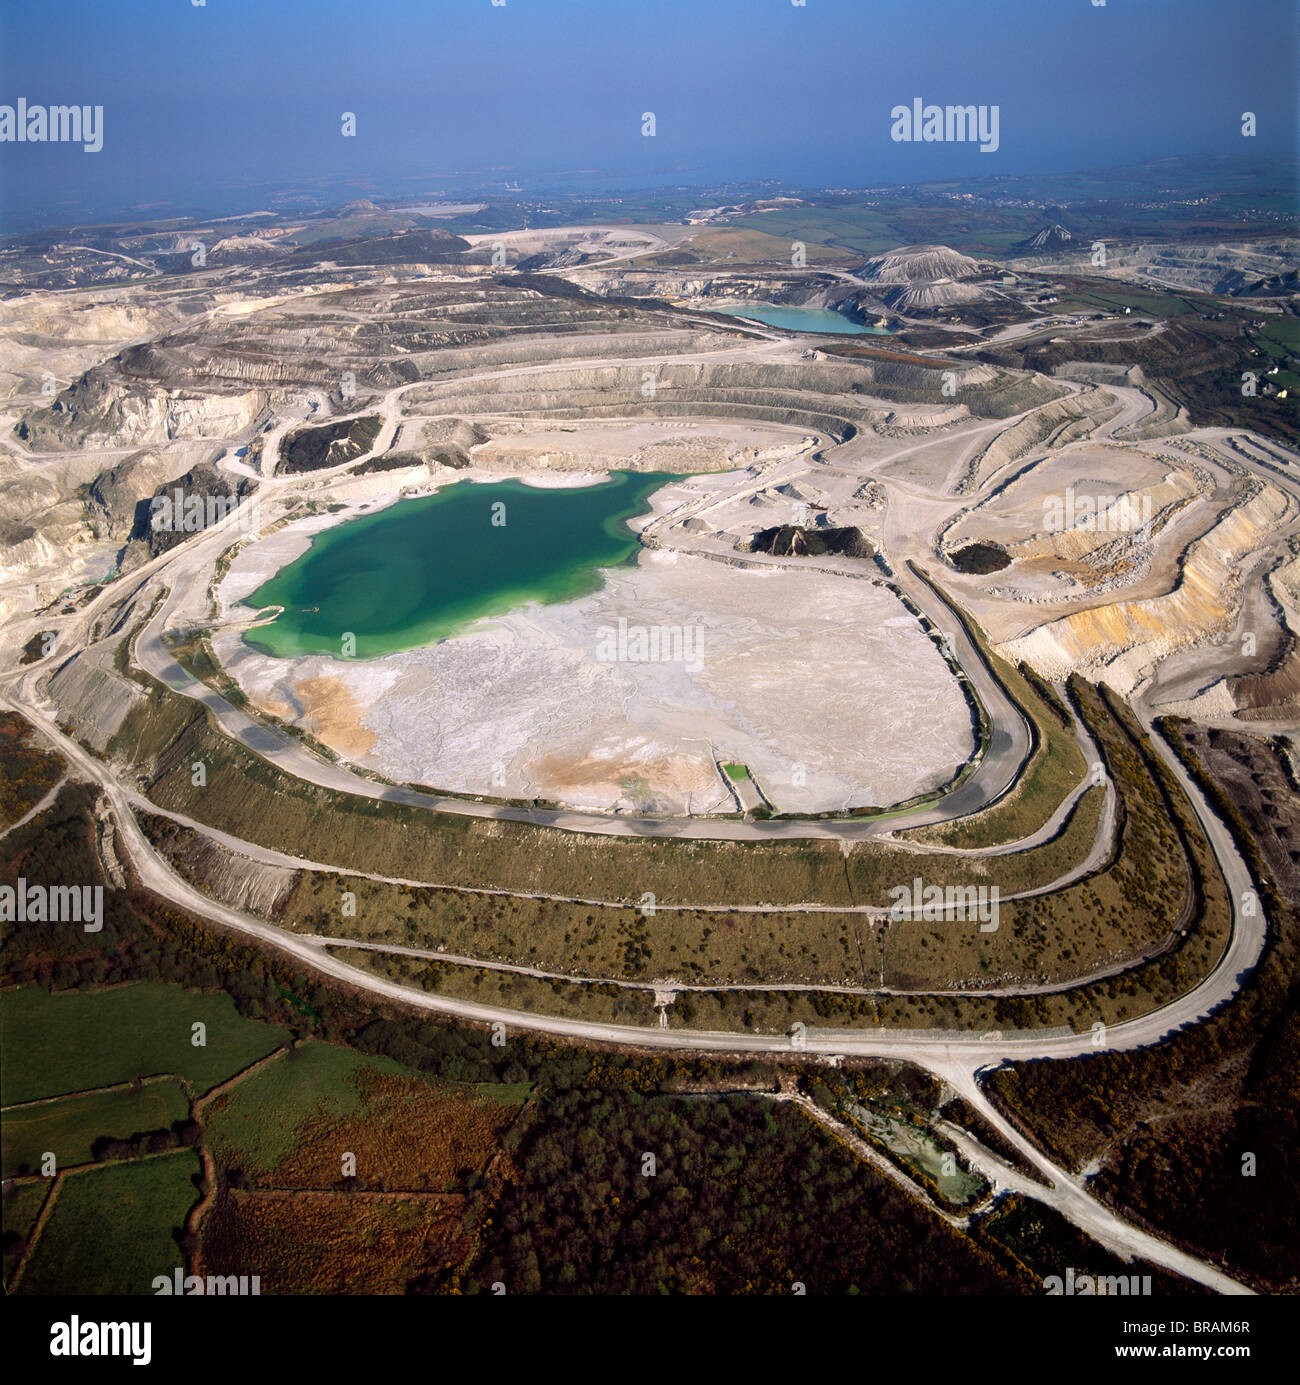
(517, 471), (611, 488)
(217, 487), (973, 814)
(464, 418), (816, 478)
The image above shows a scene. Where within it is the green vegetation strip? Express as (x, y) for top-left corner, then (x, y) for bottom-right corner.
(0, 983), (282, 1105)
(904, 654), (1085, 850)
(2, 1079), (189, 1176)
(16, 1150), (201, 1295)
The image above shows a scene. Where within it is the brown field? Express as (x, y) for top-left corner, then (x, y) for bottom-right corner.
(199, 1189), (470, 1294)
(268, 1069), (522, 1192)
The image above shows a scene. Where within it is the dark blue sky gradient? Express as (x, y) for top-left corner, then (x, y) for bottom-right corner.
(0, 0), (1295, 225)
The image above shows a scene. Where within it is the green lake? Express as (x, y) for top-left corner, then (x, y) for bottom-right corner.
(241, 471), (681, 660)
(710, 302), (891, 335)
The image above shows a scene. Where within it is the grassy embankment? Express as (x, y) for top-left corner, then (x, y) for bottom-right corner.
(982, 721), (1298, 1293)
(111, 667), (1226, 1033)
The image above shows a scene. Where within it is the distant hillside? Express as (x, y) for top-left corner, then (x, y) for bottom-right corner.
(289, 228), (471, 266)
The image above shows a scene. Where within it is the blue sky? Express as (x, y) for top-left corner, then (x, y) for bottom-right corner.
(0, 0), (1295, 225)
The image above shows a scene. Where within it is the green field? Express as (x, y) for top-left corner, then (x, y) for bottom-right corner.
(731, 207), (900, 258)
(204, 1041), (408, 1177)
(17, 1150), (201, 1294)
(1255, 317), (1300, 364)
(1, 1178), (48, 1283)
(0, 983), (282, 1106)
(1048, 284), (1198, 318)
(1256, 317), (1300, 350)
(722, 762), (749, 782)
(2, 1078), (189, 1175)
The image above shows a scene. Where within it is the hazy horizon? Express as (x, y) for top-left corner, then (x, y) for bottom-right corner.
(2, 0), (1296, 231)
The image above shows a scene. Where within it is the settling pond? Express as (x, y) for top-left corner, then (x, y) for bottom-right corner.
(242, 471), (682, 660)
(710, 302), (892, 335)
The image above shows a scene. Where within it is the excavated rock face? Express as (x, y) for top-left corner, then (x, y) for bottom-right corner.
(1224, 547), (1300, 721)
(565, 267), (847, 308)
(999, 476), (1296, 691)
(1011, 237), (1299, 296)
(515, 247), (593, 271)
(409, 354), (1052, 435)
(87, 449), (195, 537)
(15, 364), (267, 451)
(0, 466), (97, 590)
(140, 462), (258, 556)
(741, 525), (875, 560)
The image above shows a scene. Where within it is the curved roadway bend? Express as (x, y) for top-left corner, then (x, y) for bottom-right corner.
(112, 510), (1030, 846)
(4, 691), (1260, 1295)
(12, 684), (1260, 1064)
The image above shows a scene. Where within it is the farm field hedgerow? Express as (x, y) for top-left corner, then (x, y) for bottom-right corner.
(2, 1077), (189, 1175)
(17, 1149), (201, 1294)
(0, 982), (282, 1105)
